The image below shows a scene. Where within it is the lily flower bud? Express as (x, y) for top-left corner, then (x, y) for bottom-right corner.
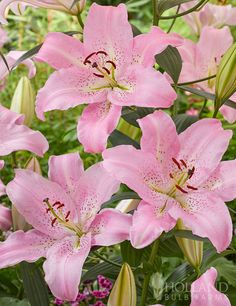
(117, 118), (141, 141)
(108, 263), (136, 306)
(10, 76), (35, 127)
(215, 42), (236, 110)
(12, 157), (42, 231)
(175, 219), (203, 269)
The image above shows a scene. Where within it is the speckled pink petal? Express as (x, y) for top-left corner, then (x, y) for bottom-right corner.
(169, 192), (232, 252)
(103, 145), (168, 206)
(83, 3), (133, 69)
(109, 65), (176, 108)
(90, 208), (132, 246)
(6, 169), (77, 239)
(35, 67), (108, 121)
(138, 111), (180, 173)
(77, 101), (122, 153)
(74, 162), (120, 228)
(178, 119), (232, 186)
(133, 26), (182, 67)
(0, 230), (55, 268)
(130, 200), (176, 249)
(190, 267), (231, 306)
(35, 32), (85, 70)
(0, 204), (12, 231)
(202, 160), (236, 202)
(49, 153), (84, 201)
(43, 233), (91, 301)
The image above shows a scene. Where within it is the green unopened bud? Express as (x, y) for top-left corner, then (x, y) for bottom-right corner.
(175, 220), (203, 269)
(117, 118), (141, 141)
(215, 43), (236, 111)
(12, 157), (42, 231)
(108, 263), (136, 306)
(10, 76), (35, 127)
(116, 199), (140, 213)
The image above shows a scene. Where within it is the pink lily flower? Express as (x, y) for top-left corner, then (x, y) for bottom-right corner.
(0, 160), (5, 196)
(0, 0), (86, 24)
(190, 267), (231, 305)
(103, 110), (235, 251)
(181, 1), (236, 35)
(178, 26), (236, 123)
(0, 104), (48, 156)
(0, 50), (36, 91)
(1, 153), (131, 300)
(0, 204), (12, 231)
(35, 3), (182, 153)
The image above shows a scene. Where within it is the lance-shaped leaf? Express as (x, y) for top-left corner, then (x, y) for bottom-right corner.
(156, 46), (182, 84)
(157, 0), (193, 16)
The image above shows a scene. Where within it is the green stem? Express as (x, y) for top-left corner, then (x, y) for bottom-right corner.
(213, 108), (219, 118)
(199, 98), (207, 118)
(93, 251), (122, 269)
(140, 240), (159, 306)
(167, 4), (181, 33)
(176, 74), (216, 86)
(159, 0), (209, 20)
(153, 0), (159, 26)
(77, 13), (84, 29)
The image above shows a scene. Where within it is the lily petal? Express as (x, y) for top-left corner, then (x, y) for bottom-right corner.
(6, 169), (76, 239)
(35, 32), (85, 70)
(77, 101), (122, 153)
(0, 160), (5, 196)
(0, 204), (12, 231)
(0, 230), (55, 268)
(90, 208), (132, 246)
(74, 162), (120, 227)
(133, 26), (183, 67)
(36, 67), (108, 120)
(83, 3), (133, 69)
(138, 110), (180, 171)
(170, 192), (232, 252)
(130, 200), (176, 249)
(43, 233), (91, 301)
(190, 267), (231, 306)
(49, 153), (84, 201)
(103, 145), (167, 206)
(109, 65), (176, 108)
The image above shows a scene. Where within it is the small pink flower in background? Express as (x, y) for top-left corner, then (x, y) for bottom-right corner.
(0, 50), (36, 92)
(178, 26), (236, 123)
(35, 3), (182, 153)
(181, 1), (236, 35)
(103, 110), (235, 251)
(0, 152), (131, 301)
(0, 104), (48, 157)
(190, 267), (231, 306)
(0, 0), (86, 24)
(186, 107), (198, 116)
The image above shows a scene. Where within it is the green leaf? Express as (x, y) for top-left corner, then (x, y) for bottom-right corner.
(157, 0), (193, 15)
(213, 258), (236, 287)
(174, 229), (206, 242)
(82, 257), (122, 281)
(159, 236), (183, 258)
(120, 241), (144, 267)
(0, 298), (29, 306)
(156, 46), (182, 84)
(122, 107), (155, 127)
(173, 114), (198, 133)
(109, 130), (140, 149)
(20, 262), (50, 306)
(178, 85), (236, 109)
(102, 191), (140, 208)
